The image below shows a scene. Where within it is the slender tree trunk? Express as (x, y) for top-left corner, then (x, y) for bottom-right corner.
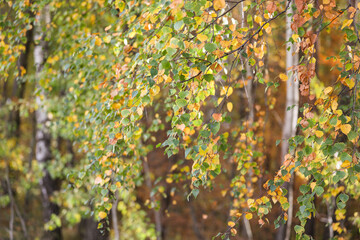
(8, 25), (33, 139)
(242, 2), (254, 239)
(143, 157), (162, 240)
(188, 200), (205, 240)
(79, 218), (109, 240)
(112, 193), (120, 240)
(305, 1), (320, 236)
(277, 1), (299, 240)
(34, 5), (62, 240)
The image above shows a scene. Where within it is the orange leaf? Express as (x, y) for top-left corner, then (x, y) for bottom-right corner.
(176, 124), (185, 131)
(213, 0), (226, 11)
(212, 113), (222, 122)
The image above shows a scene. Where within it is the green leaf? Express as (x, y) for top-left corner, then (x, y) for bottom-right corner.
(314, 186), (324, 196)
(192, 189), (199, 198)
(205, 43), (217, 52)
(337, 201), (346, 209)
(160, 60), (171, 70)
(345, 63), (353, 71)
(176, 99), (187, 108)
(340, 152), (352, 162)
(294, 225), (305, 234)
(121, 109), (130, 118)
(174, 20), (184, 31)
(338, 193), (349, 202)
(179, 91), (189, 99)
(300, 185), (310, 194)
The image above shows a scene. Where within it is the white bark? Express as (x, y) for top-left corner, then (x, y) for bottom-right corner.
(241, 2), (254, 239)
(278, 1), (299, 240)
(34, 5), (62, 240)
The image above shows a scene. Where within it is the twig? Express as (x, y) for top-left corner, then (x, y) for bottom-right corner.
(189, 1), (246, 41)
(182, 0), (291, 83)
(317, 4), (351, 33)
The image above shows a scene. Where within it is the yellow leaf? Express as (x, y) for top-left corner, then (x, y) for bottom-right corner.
(324, 86), (333, 95)
(340, 124), (351, 135)
(345, 78), (355, 89)
(197, 34), (208, 42)
(254, 15), (262, 24)
(112, 103), (121, 110)
(217, 97), (224, 105)
(315, 130), (323, 138)
(95, 36), (102, 46)
(331, 100), (338, 111)
(227, 87), (233, 96)
(103, 35), (111, 43)
(292, 33), (299, 42)
(98, 211), (107, 219)
(245, 213), (253, 220)
(341, 160), (351, 168)
(358, 2), (360, 9)
(151, 85), (160, 96)
(228, 221), (236, 227)
(341, 19), (353, 30)
(279, 73), (288, 81)
(227, 102), (233, 112)
(230, 228), (237, 235)
(310, 182), (316, 191)
(199, 146), (207, 156)
(345, 116), (351, 123)
(213, 0), (226, 11)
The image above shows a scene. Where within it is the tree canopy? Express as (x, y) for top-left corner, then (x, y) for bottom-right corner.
(1, 0), (360, 239)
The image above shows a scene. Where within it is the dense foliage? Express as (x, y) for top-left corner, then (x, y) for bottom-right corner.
(1, 0), (360, 239)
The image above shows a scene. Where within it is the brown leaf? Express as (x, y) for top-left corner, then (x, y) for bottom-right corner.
(266, 1), (276, 13)
(295, 0), (305, 13)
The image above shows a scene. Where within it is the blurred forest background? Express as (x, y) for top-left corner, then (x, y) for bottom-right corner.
(1, 0), (360, 239)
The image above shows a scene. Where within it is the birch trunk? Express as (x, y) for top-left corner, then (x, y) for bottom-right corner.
(34, 5), (62, 240)
(277, 1), (299, 240)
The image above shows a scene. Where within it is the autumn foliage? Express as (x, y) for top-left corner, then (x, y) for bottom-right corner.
(1, 0), (360, 239)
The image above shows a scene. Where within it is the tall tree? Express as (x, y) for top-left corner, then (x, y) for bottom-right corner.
(34, 5), (62, 240)
(277, 1), (299, 240)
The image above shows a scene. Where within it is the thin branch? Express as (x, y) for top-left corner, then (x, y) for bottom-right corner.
(317, 4), (351, 33)
(215, 0), (292, 61)
(189, 1), (246, 41)
(182, 0), (291, 83)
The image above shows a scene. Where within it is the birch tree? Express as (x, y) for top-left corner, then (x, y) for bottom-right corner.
(34, 5), (62, 240)
(277, 1), (299, 240)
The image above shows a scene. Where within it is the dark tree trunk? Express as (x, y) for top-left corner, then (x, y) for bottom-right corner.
(8, 25), (33, 139)
(79, 218), (109, 240)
